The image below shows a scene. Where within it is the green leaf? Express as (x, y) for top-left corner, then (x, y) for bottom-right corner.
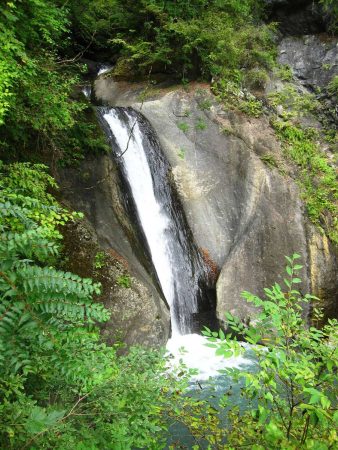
(264, 421), (283, 443)
(25, 407), (65, 434)
(219, 329), (225, 341)
(264, 392), (273, 402)
(333, 411), (338, 424)
(202, 326), (211, 336)
(292, 278), (302, 283)
(284, 278), (291, 288)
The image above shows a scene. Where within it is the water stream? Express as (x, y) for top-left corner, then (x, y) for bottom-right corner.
(98, 104), (252, 382)
(98, 106), (210, 334)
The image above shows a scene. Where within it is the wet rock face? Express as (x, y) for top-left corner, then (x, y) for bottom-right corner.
(94, 74), (337, 325)
(135, 93), (310, 324)
(277, 34), (338, 146)
(278, 35), (338, 89)
(57, 156), (170, 347)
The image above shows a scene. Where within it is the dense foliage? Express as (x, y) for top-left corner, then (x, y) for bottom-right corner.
(0, 1), (337, 448)
(198, 256), (338, 449)
(320, 0), (338, 32)
(0, 0), (108, 164)
(0, 161), (182, 449)
(71, 0), (275, 84)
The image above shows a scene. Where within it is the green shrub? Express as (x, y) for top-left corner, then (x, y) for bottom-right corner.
(202, 254), (338, 449)
(178, 122), (190, 133)
(195, 118), (207, 130)
(244, 68), (269, 90)
(271, 120), (337, 243)
(268, 85), (319, 118)
(198, 98), (213, 111)
(0, 1), (109, 164)
(275, 64), (293, 81)
(239, 95), (264, 117)
(212, 75), (265, 118)
(328, 75), (338, 95)
(72, 0), (274, 84)
(93, 251), (106, 269)
(319, 0), (338, 33)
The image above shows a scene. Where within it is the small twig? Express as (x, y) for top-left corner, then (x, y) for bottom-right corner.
(117, 66), (153, 159)
(117, 118), (138, 158)
(56, 32), (97, 66)
(21, 393), (90, 449)
(61, 393), (90, 421)
(171, 109), (190, 118)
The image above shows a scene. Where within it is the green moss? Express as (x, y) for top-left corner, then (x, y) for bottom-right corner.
(178, 148), (185, 159)
(177, 122), (190, 133)
(268, 85), (319, 118)
(272, 119), (337, 243)
(116, 275), (131, 288)
(260, 153), (278, 169)
(195, 118), (207, 130)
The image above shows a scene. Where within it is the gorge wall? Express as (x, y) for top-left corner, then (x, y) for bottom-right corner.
(58, 19), (337, 344)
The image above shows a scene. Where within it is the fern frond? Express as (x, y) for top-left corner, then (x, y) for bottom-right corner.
(0, 201), (35, 229)
(18, 266), (101, 299)
(0, 228), (59, 261)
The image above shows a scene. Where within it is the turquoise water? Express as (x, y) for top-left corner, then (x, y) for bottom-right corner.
(166, 334), (255, 448)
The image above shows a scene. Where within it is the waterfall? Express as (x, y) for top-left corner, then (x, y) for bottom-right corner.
(98, 107), (209, 335)
(97, 105), (252, 382)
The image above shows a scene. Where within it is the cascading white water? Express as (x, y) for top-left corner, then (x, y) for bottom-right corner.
(97, 64), (113, 76)
(82, 86), (91, 99)
(102, 108), (195, 335)
(100, 106), (252, 380)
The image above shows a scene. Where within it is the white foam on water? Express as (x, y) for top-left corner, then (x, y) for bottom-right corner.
(166, 333), (253, 381)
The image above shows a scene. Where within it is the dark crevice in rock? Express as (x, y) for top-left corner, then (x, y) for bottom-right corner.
(266, 0), (328, 35)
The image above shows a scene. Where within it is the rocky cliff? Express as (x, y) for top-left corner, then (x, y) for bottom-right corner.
(57, 25), (337, 343)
